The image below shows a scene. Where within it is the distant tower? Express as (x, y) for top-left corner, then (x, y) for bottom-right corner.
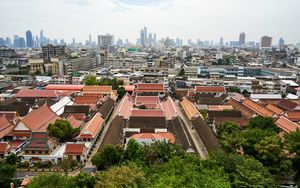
(26, 30), (33, 48)
(239, 32), (246, 47)
(89, 34), (92, 46)
(140, 29), (145, 46)
(40, 30), (44, 46)
(144, 26), (148, 45)
(279, 37), (285, 49)
(220, 37), (224, 46)
(261, 36), (272, 49)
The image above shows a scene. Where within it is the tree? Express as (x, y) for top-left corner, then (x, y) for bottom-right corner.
(61, 158), (72, 176)
(27, 174), (76, 188)
(96, 162), (146, 188)
(5, 153), (24, 166)
(0, 164), (16, 187)
(84, 76), (98, 85)
(123, 139), (144, 162)
(227, 87), (241, 93)
(47, 119), (79, 142)
(73, 172), (95, 188)
(92, 145), (123, 170)
(284, 130), (300, 177)
(117, 87), (126, 99)
(248, 116), (280, 133)
(254, 135), (292, 175)
(178, 68), (185, 76)
(242, 90), (250, 98)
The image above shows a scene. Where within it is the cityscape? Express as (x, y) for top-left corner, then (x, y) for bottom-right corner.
(0, 0), (300, 188)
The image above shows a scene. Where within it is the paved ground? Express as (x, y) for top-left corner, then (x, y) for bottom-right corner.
(85, 101), (120, 167)
(175, 100), (209, 159)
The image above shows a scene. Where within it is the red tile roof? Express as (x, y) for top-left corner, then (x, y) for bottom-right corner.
(135, 83), (165, 93)
(266, 104), (284, 115)
(286, 111), (300, 122)
(16, 89), (73, 98)
(195, 86), (225, 93)
(180, 97), (201, 120)
(124, 85), (135, 92)
(276, 116), (300, 133)
(226, 98), (255, 117)
(74, 96), (98, 104)
(277, 99), (299, 111)
(0, 142), (10, 154)
(117, 94), (133, 119)
(242, 99), (274, 117)
(67, 116), (82, 129)
(130, 132), (175, 144)
(0, 111), (19, 124)
(45, 84), (84, 91)
(161, 97), (178, 121)
(21, 105), (59, 132)
(64, 143), (86, 155)
(82, 86), (112, 94)
(131, 109), (165, 117)
(77, 113), (104, 139)
(135, 96), (160, 105)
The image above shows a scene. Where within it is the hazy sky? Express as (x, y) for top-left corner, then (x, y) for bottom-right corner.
(0, 0), (299, 44)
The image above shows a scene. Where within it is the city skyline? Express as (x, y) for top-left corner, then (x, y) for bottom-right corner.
(0, 0), (299, 44)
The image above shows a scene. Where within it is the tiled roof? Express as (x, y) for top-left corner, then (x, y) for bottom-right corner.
(130, 132), (175, 144)
(208, 111), (242, 122)
(0, 116), (13, 139)
(124, 85), (135, 92)
(278, 99), (299, 111)
(0, 111), (19, 124)
(226, 98), (255, 117)
(136, 83), (164, 90)
(45, 84), (84, 91)
(16, 89), (73, 98)
(131, 109), (165, 117)
(24, 132), (50, 151)
(82, 85), (112, 94)
(276, 116), (300, 133)
(194, 86), (225, 93)
(161, 97), (178, 121)
(67, 116), (82, 129)
(242, 99), (274, 117)
(266, 104), (284, 115)
(64, 143), (85, 155)
(214, 117), (250, 127)
(21, 105), (59, 132)
(180, 97), (200, 120)
(208, 105), (233, 111)
(0, 105), (30, 117)
(74, 96), (98, 104)
(117, 94), (133, 119)
(135, 96), (160, 105)
(77, 113), (104, 139)
(286, 111), (300, 122)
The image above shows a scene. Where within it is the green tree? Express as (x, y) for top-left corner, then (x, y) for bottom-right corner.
(61, 158), (72, 176)
(92, 145), (123, 170)
(84, 76), (98, 85)
(27, 174), (77, 188)
(47, 119), (79, 142)
(242, 90), (250, 98)
(5, 153), (24, 166)
(0, 164), (16, 187)
(254, 135), (292, 175)
(95, 162), (146, 188)
(73, 172), (95, 188)
(117, 86), (126, 99)
(178, 68), (185, 76)
(248, 116), (280, 133)
(123, 139), (144, 162)
(284, 130), (300, 179)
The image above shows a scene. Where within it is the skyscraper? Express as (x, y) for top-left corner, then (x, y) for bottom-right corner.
(26, 30), (33, 48)
(261, 36), (272, 48)
(97, 34), (114, 47)
(89, 34), (92, 46)
(140, 29), (145, 46)
(239, 32), (246, 46)
(220, 37), (224, 46)
(13, 35), (19, 48)
(40, 30), (44, 46)
(279, 37), (284, 49)
(144, 26), (147, 45)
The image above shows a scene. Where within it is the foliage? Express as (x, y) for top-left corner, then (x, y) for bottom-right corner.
(0, 164), (16, 187)
(92, 145), (123, 170)
(241, 90), (250, 98)
(95, 162), (146, 188)
(116, 86), (126, 99)
(248, 116), (280, 133)
(47, 119), (79, 141)
(227, 87), (241, 93)
(61, 158), (72, 176)
(5, 153), (24, 165)
(73, 172), (96, 188)
(27, 174), (77, 188)
(123, 139), (144, 162)
(284, 130), (300, 180)
(178, 68), (185, 76)
(84, 76), (98, 86)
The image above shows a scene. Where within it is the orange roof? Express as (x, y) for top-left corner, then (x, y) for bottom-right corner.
(161, 97), (178, 121)
(226, 98), (255, 117)
(180, 97), (201, 120)
(242, 99), (274, 117)
(124, 85), (135, 92)
(286, 111), (300, 122)
(74, 96), (98, 104)
(45, 84), (84, 91)
(78, 113), (104, 139)
(64, 143), (86, 155)
(21, 105), (59, 132)
(266, 104), (284, 115)
(135, 96), (160, 105)
(0, 142), (10, 154)
(276, 116), (300, 133)
(195, 86), (225, 93)
(16, 89), (73, 98)
(82, 85), (112, 94)
(117, 94), (133, 119)
(208, 105), (233, 111)
(135, 83), (165, 93)
(131, 109), (165, 117)
(130, 132), (175, 144)
(67, 116), (82, 129)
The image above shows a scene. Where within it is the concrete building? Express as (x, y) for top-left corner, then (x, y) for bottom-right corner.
(261, 36), (272, 48)
(239, 32), (246, 46)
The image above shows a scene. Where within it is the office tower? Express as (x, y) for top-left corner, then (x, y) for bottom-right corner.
(239, 32), (246, 46)
(220, 37), (224, 46)
(188, 39), (193, 46)
(60, 39), (65, 45)
(153, 33), (157, 45)
(40, 30), (44, 46)
(261, 36), (272, 48)
(13, 35), (19, 48)
(19, 37), (26, 48)
(72, 38), (76, 46)
(97, 34), (114, 47)
(279, 37), (284, 49)
(89, 34), (92, 46)
(140, 29), (145, 46)
(26, 30), (34, 48)
(148, 33), (152, 46)
(42, 44), (66, 58)
(144, 26), (147, 45)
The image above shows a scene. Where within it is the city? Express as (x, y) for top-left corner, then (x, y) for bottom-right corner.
(0, 0), (300, 188)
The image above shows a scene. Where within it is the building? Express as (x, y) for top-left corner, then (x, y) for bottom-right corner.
(64, 143), (87, 162)
(98, 34), (113, 48)
(62, 56), (97, 75)
(42, 44), (66, 58)
(261, 36), (272, 48)
(26, 30), (33, 48)
(239, 32), (246, 46)
(29, 58), (45, 74)
(279, 37), (285, 49)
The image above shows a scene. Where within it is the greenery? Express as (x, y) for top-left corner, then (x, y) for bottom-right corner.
(227, 87), (241, 93)
(47, 119), (80, 142)
(178, 68), (185, 76)
(0, 153), (23, 188)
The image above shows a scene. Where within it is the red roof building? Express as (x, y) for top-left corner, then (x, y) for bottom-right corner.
(0, 142), (11, 158)
(194, 86), (226, 93)
(134, 83), (166, 96)
(64, 143), (87, 162)
(15, 89), (73, 98)
(45, 84), (84, 91)
(129, 132), (175, 145)
(276, 116), (300, 134)
(77, 113), (104, 141)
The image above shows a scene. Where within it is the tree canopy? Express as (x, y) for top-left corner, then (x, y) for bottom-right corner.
(47, 119), (80, 142)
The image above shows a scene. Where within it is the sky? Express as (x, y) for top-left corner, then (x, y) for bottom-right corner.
(0, 0), (299, 44)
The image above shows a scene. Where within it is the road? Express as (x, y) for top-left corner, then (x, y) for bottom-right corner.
(175, 100), (209, 159)
(84, 101), (120, 167)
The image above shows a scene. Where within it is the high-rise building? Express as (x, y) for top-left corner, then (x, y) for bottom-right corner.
(220, 37), (224, 46)
(89, 34), (92, 46)
(140, 29), (145, 46)
(148, 33), (152, 46)
(261, 36), (272, 48)
(97, 34), (114, 47)
(42, 44), (66, 58)
(144, 26), (147, 45)
(153, 33), (157, 45)
(19, 37), (26, 48)
(13, 35), (19, 48)
(40, 30), (44, 46)
(239, 32), (246, 46)
(279, 37), (284, 49)
(26, 30), (34, 48)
